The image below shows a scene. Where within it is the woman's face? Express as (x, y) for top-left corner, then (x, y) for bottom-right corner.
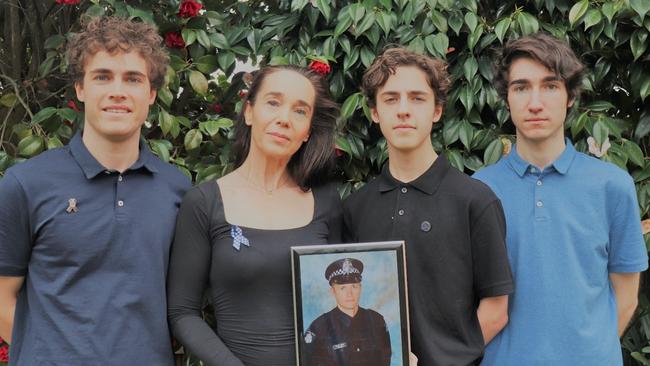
(244, 69), (316, 161)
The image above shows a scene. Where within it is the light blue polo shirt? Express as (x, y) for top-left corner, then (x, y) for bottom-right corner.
(474, 140), (648, 366)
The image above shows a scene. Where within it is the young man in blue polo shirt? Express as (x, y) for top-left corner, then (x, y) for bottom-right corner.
(474, 32), (648, 365)
(0, 17), (190, 365)
(343, 48), (513, 366)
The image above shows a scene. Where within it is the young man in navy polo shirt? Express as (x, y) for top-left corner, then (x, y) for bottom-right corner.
(0, 17), (190, 365)
(474, 32), (648, 365)
(343, 47), (514, 366)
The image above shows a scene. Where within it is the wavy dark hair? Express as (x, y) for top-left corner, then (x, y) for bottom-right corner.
(66, 16), (169, 90)
(494, 32), (585, 102)
(362, 47), (450, 109)
(232, 65), (340, 190)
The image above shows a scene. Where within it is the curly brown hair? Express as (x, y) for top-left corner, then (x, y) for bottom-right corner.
(361, 47), (450, 109)
(494, 32), (585, 102)
(66, 16), (169, 90)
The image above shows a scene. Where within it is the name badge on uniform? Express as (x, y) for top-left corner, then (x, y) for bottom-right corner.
(332, 342), (347, 351)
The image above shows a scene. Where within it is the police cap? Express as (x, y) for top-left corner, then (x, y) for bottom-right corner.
(325, 258), (363, 285)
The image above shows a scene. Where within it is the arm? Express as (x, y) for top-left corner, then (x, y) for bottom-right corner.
(0, 276), (24, 343)
(610, 272), (640, 336)
(167, 186), (244, 366)
(477, 295), (509, 344)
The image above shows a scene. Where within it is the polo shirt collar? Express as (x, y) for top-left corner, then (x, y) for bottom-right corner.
(378, 154), (450, 195)
(69, 131), (158, 179)
(506, 138), (576, 177)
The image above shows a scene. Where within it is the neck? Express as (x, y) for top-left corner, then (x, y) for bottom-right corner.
(338, 306), (359, 318)
(387, 140), (438, 183)
(237, 148), (293, 193)
(81, 128), (140, 173)
(515, 133), (566, 169)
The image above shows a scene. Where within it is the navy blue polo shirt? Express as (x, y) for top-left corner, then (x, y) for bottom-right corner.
(0, 132), (190, 365)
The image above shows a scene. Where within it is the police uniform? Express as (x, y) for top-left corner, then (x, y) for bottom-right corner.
(302, 258), (391, 366)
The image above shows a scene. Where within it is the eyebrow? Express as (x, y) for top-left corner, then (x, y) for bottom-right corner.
(509, 76), (562, 86)
(263, 92), (312, 108)
(88, 69), (147, 78)
(379, 90), (430, 96)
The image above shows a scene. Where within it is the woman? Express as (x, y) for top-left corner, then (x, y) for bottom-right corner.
(167, 65), (342, 366)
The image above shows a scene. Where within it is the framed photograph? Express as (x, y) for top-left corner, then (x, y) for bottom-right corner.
(291, 241), (410, 366)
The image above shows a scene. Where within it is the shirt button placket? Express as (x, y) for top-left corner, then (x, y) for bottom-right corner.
(533, 169), (546, 219)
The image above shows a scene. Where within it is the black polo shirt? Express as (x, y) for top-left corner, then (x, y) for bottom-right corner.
(342, 155), (513, 366)
(0, 132), (190, 365)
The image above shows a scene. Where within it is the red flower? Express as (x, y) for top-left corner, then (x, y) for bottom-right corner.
(211, 103), (223, 114)
(177, 0), (203, 18)
(164, 32), (186, 49)
(55, 0), (81, 4)
(239, 89), (248, 99)
(446, 47), (456, 54)
(309, 60), (331, 76)
(0, 343), (8, 362)
(67, 99), (79, 112)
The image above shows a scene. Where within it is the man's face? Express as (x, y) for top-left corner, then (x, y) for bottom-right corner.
(330, 282), (362, 312)
(371, 66), (443, 153)
(75, 50), (156, 143)
(506, 57), (573, 146)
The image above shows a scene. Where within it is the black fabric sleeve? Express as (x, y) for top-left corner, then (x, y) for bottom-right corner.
(167, 185), (245, 366)
(341, 196), (357, 243)
(470, 199), (514, 299)
(325, 183), (343, 244)
(0, 172), (32, 276)
(379, 317), (391, 366)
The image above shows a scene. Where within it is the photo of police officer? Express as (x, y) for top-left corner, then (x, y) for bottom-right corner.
(302, 258), (391, 366)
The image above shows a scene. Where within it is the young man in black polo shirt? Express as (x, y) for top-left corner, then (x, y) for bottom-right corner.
(342, 48), (513, 366)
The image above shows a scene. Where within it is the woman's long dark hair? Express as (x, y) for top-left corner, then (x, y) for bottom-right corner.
(232, 65), (340, 191)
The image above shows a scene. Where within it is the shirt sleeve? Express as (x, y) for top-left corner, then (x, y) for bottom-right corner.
(607, 175), (648, 273)
(325, 183), (343, 244)
(341, 196), (358, 243)
(167, 185), (245, 366)
(470, 199), (514, 298)
(0, 171), (32, 276)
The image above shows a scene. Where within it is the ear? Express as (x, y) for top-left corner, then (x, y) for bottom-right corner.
(74, 81), (85, 102)
(148, 88), (157, 105)
(432, 104), (443, 123)
(244, 101), (253, 126)
(370, 107), (380, 124)
(567, 97), (575, 108)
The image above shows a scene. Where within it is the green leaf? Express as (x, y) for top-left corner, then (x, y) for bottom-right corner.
(459, 86), (474, 113)
(494, 17), (512, 44)
(159, 109), (174, 136)
(430, 9), (447, 32)
(431, 33), (449, 57)
(463, 57), (479, 81)
(18, 135), (44, 157)
(196, 29), (211, 49)
(631, 30), (649, 61)
(517, 12), (539, 35)
(314, 0), (332, 22)
(31, 107), (58, 125)
(47, 136), (63, 149)
(195, 55), (219, 74)
(464, 12), (478, 32)
(335, 136), (352, 155)
(158, 87), (173, 107)
(592, 119), (609, 146)
(360, 47), (376, 68)
(467, 24), (484, 51)
(57, 108), (76, 122)
(149, 139), (171, 162)
(181, 28), (196, 46)
(446, 149), (465, 171)
(341, 92), (362, 120)
(601, 2), (617, 23)
(640, 76), (650, 101)
(217, 51), (236, 72)
(448, 13), (463, 35)
(247, 29), (263, 54)
(571, 111), (589, 138)
(483, 138), (504, 165)
(343, 47), (360, 71)
(334, 15), (353, 37)
(443, 119), (461, 145)
(376, 11), (393, 36)
(568, 0), (589, 27)
(630, 0), (650, 18)
(634, 111), (650, 140)
(583, 9), (602, 30)
(585, 101), (616, 112)
(200, 119), (232, 136)
(622, 140), (645, 167)
(356, 12), (376, 35)
(188, 70), (208, 96)
(291, 0), (309, 12)
(459, 121), (475, 150)
(184, 129), (203, 151)
(210, 33), (230, 49)
(269, 56), (289, 65)
(44, 35), (66, 50)
(0, 93), (17, 108)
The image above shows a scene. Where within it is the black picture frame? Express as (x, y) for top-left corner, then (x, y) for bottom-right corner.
(291, 241), (410, 366)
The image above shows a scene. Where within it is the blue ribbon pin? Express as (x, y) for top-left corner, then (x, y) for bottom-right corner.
(231, 225), (250, 251)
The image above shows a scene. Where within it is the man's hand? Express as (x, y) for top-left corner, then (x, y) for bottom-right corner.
(0, 276), (24, 343)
